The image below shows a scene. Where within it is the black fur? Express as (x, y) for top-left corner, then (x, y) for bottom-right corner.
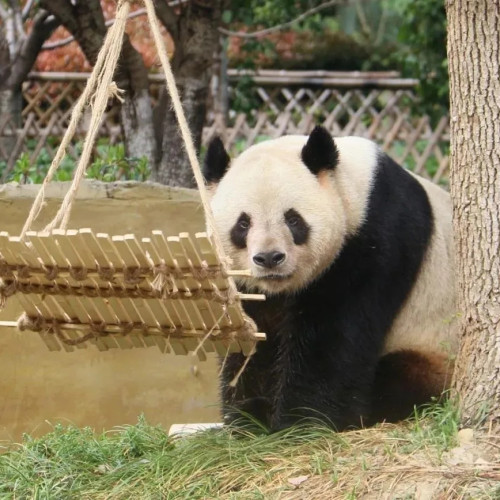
(230, 212), (251, 249)
(301, 126), (339, 175)
(203, 137), (230, 183)
(284, 209), (310, 245)
(371, 350), (449, 423)
(221, 152), (434, 431)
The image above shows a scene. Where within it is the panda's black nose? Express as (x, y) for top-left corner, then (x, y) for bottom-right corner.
(253, 251), (286, 269)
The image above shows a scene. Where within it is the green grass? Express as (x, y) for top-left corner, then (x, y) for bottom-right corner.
(0, 403), (498, 499)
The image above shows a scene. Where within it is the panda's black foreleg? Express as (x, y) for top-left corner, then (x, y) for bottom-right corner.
(220, 351), (275, 429)
(268, 323), (381, 432)
(270, 367), (375, 432)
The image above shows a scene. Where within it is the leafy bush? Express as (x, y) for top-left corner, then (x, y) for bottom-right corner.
(395, 0), (448, 122)
(0, 139), (150, 184)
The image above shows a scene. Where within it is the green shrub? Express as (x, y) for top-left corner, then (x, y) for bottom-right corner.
(0, 139), (150, 184)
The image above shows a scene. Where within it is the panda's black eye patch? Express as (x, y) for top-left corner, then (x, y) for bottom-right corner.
(285, 209), (309, 245)
(231, 212), (251, 249)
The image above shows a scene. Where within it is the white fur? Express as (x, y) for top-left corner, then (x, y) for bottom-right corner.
(384, 175), (458, 357)
(208, 134), (457, 357)
(209, 135), (378, 294)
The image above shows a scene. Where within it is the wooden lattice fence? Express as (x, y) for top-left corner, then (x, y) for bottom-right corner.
(1, 70), (450, 185)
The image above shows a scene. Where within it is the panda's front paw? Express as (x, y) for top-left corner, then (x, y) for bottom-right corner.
(223, 396), (272, 428)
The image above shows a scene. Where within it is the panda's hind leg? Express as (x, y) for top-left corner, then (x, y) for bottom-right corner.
(371, 349), (453, 424)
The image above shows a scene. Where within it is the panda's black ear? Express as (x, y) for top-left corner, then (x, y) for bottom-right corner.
(301, 126), (339, 175)
(203, 137), (230, 183)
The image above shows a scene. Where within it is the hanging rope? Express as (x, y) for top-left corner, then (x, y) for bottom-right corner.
(20, 0), (131, 238)
(21, 0), (230, 273)
(12, 0), (258, 379)
(45, 0), (130, 232)
(142, 0), (247, 379)
(142, 0), (230, 268)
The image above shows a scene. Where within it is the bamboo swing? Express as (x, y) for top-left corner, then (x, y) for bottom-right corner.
(0, 0), (266, 360)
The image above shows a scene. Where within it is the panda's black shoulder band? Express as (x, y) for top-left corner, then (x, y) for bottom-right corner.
(203, 137), (230, 183)
(301, 126), (339, 175)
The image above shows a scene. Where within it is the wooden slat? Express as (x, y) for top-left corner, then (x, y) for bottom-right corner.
(97, 233), (125, 270)
(141, 237), (161, 266)
(0, 232), (15, 265)
(67, 230), (98, 269)
(2, 227), (265, 356)
(35, 232), (68, 269)
(24, 231), (52, 265)
(167, 236), (200, 292)
(17, 296), (61, 352)
(124, 234), (151, 268)
(7, 236), (39, 268)
(79, 229), (109, 269)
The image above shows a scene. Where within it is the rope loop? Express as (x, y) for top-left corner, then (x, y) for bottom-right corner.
(0, 279), (18, 309)
(69, 266), (88, 281)
(0, 259), (13, 278)
(97, 265), (116, 282)
(17, 266), (31, 279)
(43, 265), (59, 281)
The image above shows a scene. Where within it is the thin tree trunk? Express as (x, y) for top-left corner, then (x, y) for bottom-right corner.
(447, 0), (500, 429)
(0, 88), (22, 126)
(153, 2), (223, 187)
(118, 40), (156, 162)
(0, 8), (58, 162)
(41, 0), (157, 166)
(0, 32), (21, 131)
(155, 76), (209, 187)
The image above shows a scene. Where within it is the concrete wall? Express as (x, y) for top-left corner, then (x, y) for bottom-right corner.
(0, 181), (220, 441)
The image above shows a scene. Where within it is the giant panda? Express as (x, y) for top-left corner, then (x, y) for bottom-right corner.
(203, 126), (457, 431)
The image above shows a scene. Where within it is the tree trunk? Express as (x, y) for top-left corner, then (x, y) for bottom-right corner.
(117, 40), (156, 163)
(153, 2), (223, 187)
(0, 88), (22, 126)
(0, 9), (58, 163)
(41, 0), (157, 165)
(447, 0), (500, 429)
(0, 20), (22, 135)
(0, 31), (21, 132)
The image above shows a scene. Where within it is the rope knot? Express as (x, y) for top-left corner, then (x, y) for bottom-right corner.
(0, 278), (18, 308)
(97, 265), (115, 282)
(17, 265), (31, 279)
(44, 265), (59, 281)
(108, 81), (125, 102)
(17, 313), (46, 332)
(119, 322), (134, 335)
(90, 321), (107, 336)
(69, 266), (88, 281)
(124, 267), (145, 285)
(0, 260), (13, 278)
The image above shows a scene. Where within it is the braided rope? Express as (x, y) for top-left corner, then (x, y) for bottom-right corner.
(0, 261), (228, 284)
(17, 313), (259, 346)
(45, 0), (131, 232)
(8, 0), (262, 374)
(142, 0), (232, 271)
(20, 0), (132, 237)
(3, 279), (237, 303)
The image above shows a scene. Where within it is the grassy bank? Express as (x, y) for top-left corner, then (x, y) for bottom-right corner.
(0, 404), (498, 499)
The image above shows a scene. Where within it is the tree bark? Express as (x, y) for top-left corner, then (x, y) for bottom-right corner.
(152, 1), (223, 187)
(0, 5), (58, 157)
(41, 0), (157, 164)
(447, 0), (500, 429)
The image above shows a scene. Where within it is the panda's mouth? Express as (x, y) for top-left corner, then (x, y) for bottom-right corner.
(257, 273), (293, 282)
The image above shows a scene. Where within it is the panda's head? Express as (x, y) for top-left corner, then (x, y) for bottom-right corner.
(203, 127), (376, 294)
